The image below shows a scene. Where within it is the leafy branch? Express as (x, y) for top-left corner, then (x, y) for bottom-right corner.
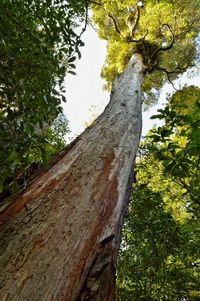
(89, 0), (121, 35)
(155, 24), (175, 53)
(80, 0), (89, 38)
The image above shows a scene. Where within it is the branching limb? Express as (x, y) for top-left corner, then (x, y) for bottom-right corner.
(142, 29), (149, 40)
(131, 7), (140, 37)
(155, 24), (175, 53)
(88, 20), (98, 32)
(156, 66), (180, 91)
(125, 29), (149, 43)
(148, 23), (175, 68)
(88, 1), (146, 44)
(80, 0), (89, 37)
(156, 65), (187, 75)
(106, 12), (121, 35)
(88, 0), (122, 35)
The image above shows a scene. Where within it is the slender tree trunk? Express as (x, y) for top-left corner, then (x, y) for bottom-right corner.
(0, 53), (145, 301)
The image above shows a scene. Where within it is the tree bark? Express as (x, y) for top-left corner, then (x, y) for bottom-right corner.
(0, 53), (145, 301)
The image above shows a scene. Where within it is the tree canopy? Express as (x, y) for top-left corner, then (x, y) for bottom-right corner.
(91, 0), (200, 98)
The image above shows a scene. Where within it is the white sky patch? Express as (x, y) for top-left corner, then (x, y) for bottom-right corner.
(137, 1), (143, 7)
(64, 28), (108, 140)
(64, 27), (200, 141)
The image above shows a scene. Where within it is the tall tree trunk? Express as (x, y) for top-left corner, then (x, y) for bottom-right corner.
(0, 53), (145, 301)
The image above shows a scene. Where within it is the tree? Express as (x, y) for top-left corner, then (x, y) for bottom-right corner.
(0, 1), (199, 300)
(0, 0), (86, 193)
(117, 147), (200, 300)
(149, 86), (200, 213)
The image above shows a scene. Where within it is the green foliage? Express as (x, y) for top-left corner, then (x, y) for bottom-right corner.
(117, 152), (200, 300)
(149, 87), (200, 211)
(0, 113), (69, 198)
(0, 0), (86, 195)
(91, 0), (200, 103)
(101, 41), (133, 90)
(170, 85), (200, 115)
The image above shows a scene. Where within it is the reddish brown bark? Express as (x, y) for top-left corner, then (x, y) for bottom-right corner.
(0, 53), (145, 301)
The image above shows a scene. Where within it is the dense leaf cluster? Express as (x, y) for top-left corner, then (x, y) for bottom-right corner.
(91, 0), (200, 102)
(0, 0), (86, 194)
(117, 167), (200, 300)
(149, 87), (200, 212)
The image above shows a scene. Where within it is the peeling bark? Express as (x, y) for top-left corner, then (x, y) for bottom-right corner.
(0, 53), (145, 301)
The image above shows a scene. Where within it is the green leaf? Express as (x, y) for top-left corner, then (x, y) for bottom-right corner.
(40, 147), (48, 168)
(9, 182), (19, 194)
(68, 70), (77, 75)
(0, 182), (3, 194)
(68, 63), (76, 69)
(150, 114), (164, 120)
(68, 56), (76, 63)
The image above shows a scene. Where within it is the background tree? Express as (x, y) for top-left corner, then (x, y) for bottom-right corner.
(149, 86), (200, 213)
(117, 148), (200, 300)
(0, 0), (86, 193)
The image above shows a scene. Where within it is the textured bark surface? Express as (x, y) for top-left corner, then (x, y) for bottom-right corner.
(0, 53), (145, 301)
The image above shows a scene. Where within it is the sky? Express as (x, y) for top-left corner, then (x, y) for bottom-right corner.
(64, 27), (108, 140)
(63, 26), (200, 141)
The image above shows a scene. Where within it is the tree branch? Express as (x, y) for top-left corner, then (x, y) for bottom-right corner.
(89, 0), (122, 35)
(125, 29), (149, 43)
(156, 66), (180, 91)
(156, 65), (186, 75)
(131, 7), (140, 37)
(80, 0), (89, 37)
(155, 24), (175, 53)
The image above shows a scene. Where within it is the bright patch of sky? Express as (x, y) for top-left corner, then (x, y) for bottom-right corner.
(64, 27), (200, 141)
(64, 27), (107, 140)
